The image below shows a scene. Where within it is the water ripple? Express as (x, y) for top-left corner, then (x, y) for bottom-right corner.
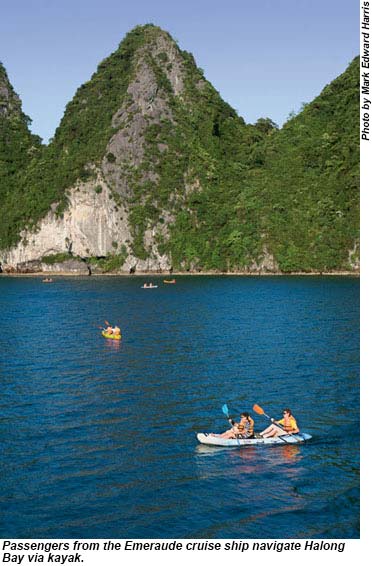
(0, 275), (359, 538)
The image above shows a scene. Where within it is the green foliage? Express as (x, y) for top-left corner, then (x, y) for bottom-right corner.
(157, 52), (168, 63)
(0, 63), (43, 250)
(41, 252), (72, 264)
(106, 153), (116, 163)
(249, 57), (359, 271)
(254, 117), (279, 134)
(88, 248), (128, 272)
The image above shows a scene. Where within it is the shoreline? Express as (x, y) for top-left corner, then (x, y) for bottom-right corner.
(0, 270), (360, 278)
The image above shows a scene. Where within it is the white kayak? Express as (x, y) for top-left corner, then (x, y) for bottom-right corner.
(196, 432), (312, 447)
(141, 285), (158, 289)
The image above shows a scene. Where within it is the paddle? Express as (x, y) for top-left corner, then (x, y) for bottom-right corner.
(223, 403), (244, 418)
(95, 322), (112, 332)
(222, 404), (235, 424)
(253, 403), (290, 443)
(222, 403), (228, 417)
(222, 404), (240, 445)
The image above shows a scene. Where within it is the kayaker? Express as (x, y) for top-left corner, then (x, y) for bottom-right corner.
(112, 325), (121, 336)
(104, 325), (113, 335)
(214, 413), (255, 439)
(260, 408), (299, 438)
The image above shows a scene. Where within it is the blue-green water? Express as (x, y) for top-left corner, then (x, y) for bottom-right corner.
(0, 275), (359, 538)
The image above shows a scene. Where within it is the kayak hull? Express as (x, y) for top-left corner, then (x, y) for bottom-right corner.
(196, 432), (312, 447)
(102, 331), (122, 340)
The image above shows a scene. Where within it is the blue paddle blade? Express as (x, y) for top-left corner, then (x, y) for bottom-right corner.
(222, 404), (229, 417)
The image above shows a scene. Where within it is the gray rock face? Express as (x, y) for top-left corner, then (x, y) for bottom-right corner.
(249, 246), (281, 273)
(42, 259), (90, 274)
(102, 36), (180, 201)
(0, 69), (21, 116)
(1, 176), (131, 267)
(16, 260), (42, 273)
(348, 242), (360, 271)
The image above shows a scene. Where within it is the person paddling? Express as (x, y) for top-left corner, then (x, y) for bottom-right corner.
(214, 412), (255, 439)
(260, 408), (299, 438)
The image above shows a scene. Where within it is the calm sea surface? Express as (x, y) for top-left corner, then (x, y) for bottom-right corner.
(0, 275), (359, 538)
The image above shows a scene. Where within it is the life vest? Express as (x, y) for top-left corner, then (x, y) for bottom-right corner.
(236, 417), (254, 437)
(247, 416), (254, 435)
(277, 416), (298, 433)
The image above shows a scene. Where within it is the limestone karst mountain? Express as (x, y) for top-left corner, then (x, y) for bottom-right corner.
(0, 25), (359, 274)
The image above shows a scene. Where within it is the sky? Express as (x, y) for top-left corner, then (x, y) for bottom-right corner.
(0, 0), (359, 142)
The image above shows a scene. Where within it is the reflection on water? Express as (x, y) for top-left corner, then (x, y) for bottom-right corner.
(193, 442), (310, 538)
(195, 444), (303, 479)
(103, 338), (122, 351)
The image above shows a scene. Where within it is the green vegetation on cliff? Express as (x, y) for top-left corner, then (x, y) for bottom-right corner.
(123, 35), (266, 269)
(0, 62), (42, 246)
(250, 57), (359, 272)
(0, 26), (359, 272)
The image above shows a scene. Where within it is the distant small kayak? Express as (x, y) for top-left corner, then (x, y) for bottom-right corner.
(42, 278), (53, 283)
(163, 279), (176, 284)
(141, 285), (158, 289)
(196, 432), (312, 447)
(102, 331), (122, 340)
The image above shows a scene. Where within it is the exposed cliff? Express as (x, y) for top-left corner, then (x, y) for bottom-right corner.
(0, 26), (359, 274)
